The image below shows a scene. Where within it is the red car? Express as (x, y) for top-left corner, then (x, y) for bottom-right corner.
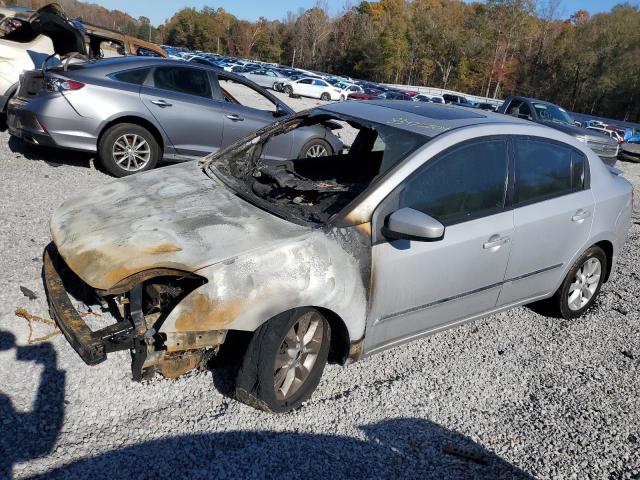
(348, 87), (383, 100)
(397, 89), (418, 97)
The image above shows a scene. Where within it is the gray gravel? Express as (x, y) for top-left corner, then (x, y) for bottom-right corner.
(0, 95), (639, 479)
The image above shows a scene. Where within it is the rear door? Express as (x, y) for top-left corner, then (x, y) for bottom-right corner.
(140, 65), (224, 157)
(497, 138), (594, 306)
(295, 78), (314, 97)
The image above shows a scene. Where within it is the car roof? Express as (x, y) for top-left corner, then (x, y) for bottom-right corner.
(318, 101), (529, 137)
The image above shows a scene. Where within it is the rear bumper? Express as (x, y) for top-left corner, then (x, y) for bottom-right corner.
(8, 99), (59, 147)
(7, 95), (98, 152)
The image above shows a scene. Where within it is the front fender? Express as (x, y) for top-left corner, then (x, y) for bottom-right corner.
(159, 230), (368, 343)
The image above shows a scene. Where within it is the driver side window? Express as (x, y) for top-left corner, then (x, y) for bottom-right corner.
(399, 139), (509, 226)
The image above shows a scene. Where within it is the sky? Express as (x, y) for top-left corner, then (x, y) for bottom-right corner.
(92, 0), (627, 26)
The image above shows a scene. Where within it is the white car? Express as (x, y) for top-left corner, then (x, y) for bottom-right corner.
(240, 69), (287, 90)
(334, 82), (363, 101)
(587, 126), (623, 143)
(283, 78), (342, 101)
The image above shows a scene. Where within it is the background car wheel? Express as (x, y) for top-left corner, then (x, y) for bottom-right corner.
(299, 138), (332, 158)
(552, 246), (607, 319)
(283, 85), (293, 95)
(235, 308), (331, 413)
(273, 82), (280, 91)
(320, 92), (331, 101)
(340, 95), (346, 101)
(98, 123), (160, 177)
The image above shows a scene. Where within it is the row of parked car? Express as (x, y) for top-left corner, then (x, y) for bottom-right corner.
(2, 3), (635, 414)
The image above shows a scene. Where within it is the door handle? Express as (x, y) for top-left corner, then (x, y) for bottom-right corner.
(571, 209), (591, 222)
(151, 99), (172, 107)
(226, 114), (244, 121)
(483, 235), (510, 250)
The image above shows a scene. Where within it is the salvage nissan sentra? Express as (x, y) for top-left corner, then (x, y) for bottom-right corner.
(44, 101), (633, 412)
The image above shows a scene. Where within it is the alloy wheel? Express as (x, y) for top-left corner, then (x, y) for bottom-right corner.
(568, 257), (601, 311)
(305, 144), (328, 157)
(112, 134), (151, 172)
(273, 310), (324, 400)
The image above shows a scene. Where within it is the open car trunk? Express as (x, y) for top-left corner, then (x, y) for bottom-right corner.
(3, 3), (86, 56)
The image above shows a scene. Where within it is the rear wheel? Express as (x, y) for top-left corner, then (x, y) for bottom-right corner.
(320, 92), (331, 101)
(299, 138), (332, 158)
(235, 308), (330, 413)
(98, 123), (160, 177)
(551, 246), (607, 319)
(340, 95), (346, 101)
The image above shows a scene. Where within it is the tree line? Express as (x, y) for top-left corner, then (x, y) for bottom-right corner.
(9, 0), (640, 122)
(159, 0), (640, 122)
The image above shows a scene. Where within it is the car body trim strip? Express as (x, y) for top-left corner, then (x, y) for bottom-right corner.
(377, 263), (563, 323)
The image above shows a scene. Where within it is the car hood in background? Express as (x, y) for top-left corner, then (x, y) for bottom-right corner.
(543, 121), (618, 146)
(50, 162), (310, 290)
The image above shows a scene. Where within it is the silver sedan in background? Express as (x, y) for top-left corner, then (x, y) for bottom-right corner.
(7, 57), (342, 177)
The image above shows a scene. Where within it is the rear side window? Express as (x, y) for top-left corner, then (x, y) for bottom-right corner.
(113, 68), (150, 85)
(153, 67), (212, 98)
(514, 139), (583, 205)
(399, 139), (508, 226)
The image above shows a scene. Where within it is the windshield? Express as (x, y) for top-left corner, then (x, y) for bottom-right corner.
(532, 102), (574, 125)
(204, 112), (429, 224)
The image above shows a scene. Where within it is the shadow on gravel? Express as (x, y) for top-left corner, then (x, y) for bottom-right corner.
(0, 330), (65, 479)
(8, 136), (94, 169)
(27, 417), (533, 479)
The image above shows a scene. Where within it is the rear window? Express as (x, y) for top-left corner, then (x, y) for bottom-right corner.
(514, 139), (584, 205)
(113, 68), (149, 85)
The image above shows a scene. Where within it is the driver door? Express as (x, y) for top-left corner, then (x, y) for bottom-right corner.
(365, 138), (514, 353)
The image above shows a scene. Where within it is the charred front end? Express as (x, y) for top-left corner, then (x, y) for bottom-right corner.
(43, 244), (225, 380)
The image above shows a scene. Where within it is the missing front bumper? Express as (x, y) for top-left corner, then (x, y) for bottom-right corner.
(43, 245), (135, 365)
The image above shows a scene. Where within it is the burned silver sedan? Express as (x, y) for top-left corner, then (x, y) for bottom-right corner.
(44, 101), (633, 412)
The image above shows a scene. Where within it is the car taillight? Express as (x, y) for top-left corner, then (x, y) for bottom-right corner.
(45, 78), (85, 92)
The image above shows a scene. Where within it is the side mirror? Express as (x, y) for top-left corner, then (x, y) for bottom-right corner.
(383, 208), (444, 241)
(274, 103), (288, 117)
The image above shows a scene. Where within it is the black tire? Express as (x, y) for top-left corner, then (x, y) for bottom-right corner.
(298, 138), (332, 158)
(550, 246), (607, 319)
(320, 92), (331, 101)
(273, 82), (280, 91)
(283, 85), (293, 95)
(98, 123), (160, 177)
(340, 95), (346, 101)
(235, 308), (331, 413)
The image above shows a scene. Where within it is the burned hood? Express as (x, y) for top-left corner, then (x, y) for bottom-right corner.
(50, 162), (311, 290)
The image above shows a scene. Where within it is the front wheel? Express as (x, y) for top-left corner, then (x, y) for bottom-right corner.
(98, 123), (160, 177)
(235, 308), (331, 413)
(552, 246), (607, 319)
(320, 92), (331, 101)
(283, 85), (293, 95)
(340, 95), (346, 101)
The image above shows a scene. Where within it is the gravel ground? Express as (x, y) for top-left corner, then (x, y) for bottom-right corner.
(0, 92), (639, 479)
